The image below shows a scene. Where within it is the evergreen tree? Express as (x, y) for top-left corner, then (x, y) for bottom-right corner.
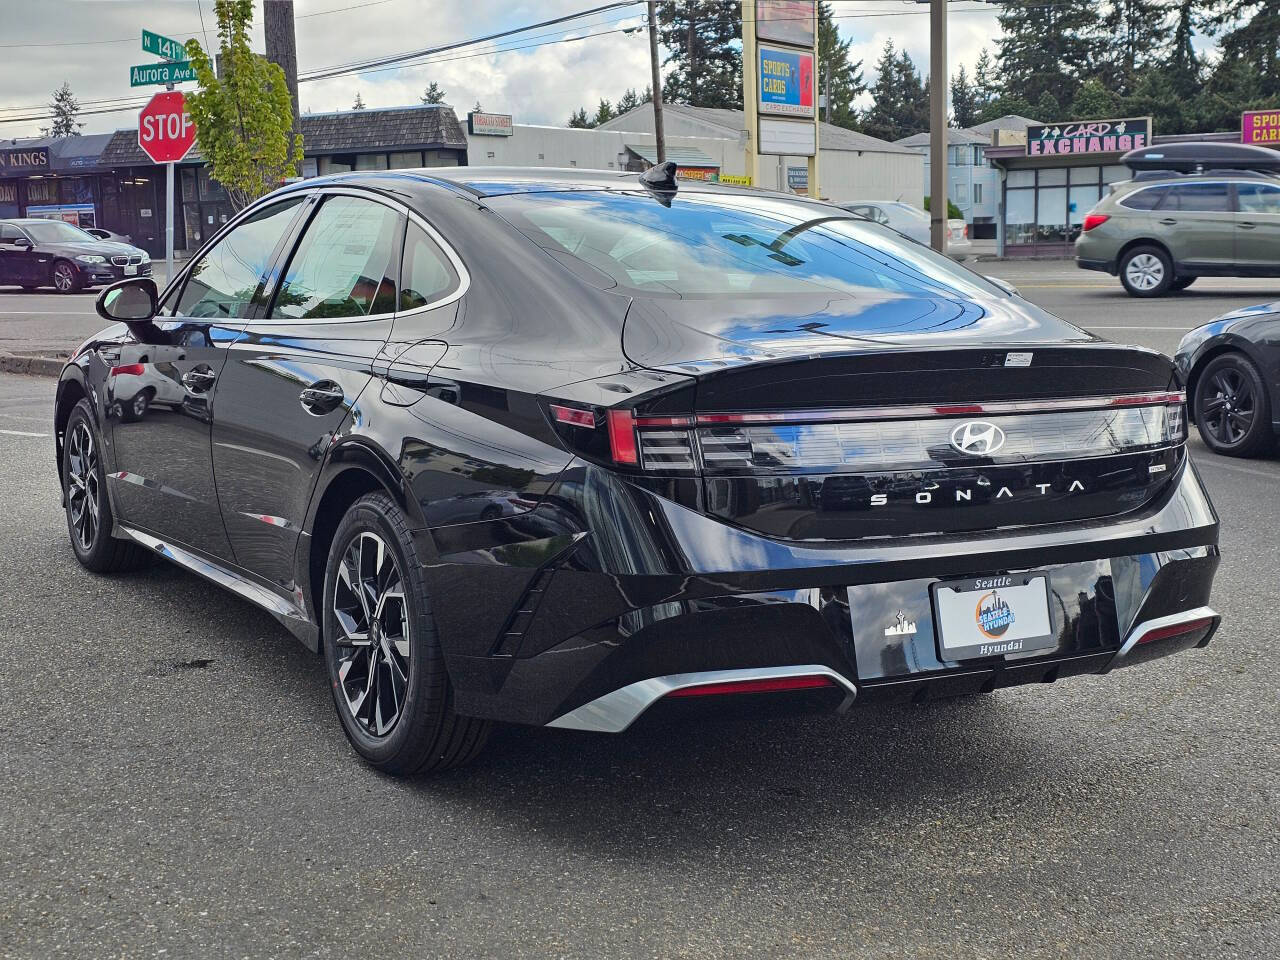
(1098, 1), (1176, 96)
(973, 47), (999, 112)
(995, 0), (1103, 107)
(568, 107), (592, 128)
(45, 81), (82, 137)
(351, 91), (366, 110)
(1034, 90), (1062, 122)
(860, 41), (905, 141)
(616, 88), (643, 114)
(657, 0), (741, 108)
(1204, 1), (1280, 98)
(1166, 1), (1202, 99)
(951, 64), (979, 128)
(896, 50), (930, 136)
(817, 1), (865, 129)
(977, 94), (1036, 125)
(593, 99), (615, 126)
(421, 82), (446, 104)
(473, 101), (484, 113)
(1069, 78), (1117, 119)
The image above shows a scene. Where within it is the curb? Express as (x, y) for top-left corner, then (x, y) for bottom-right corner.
(0, 352), (66, 378)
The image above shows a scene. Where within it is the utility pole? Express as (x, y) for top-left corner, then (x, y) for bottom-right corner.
(647, 1), (665, 163)
(928, 0), (947, 252)
(263, 1), (302, 148)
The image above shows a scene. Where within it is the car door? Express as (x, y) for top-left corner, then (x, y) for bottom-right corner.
(0, 223), (35, 284)
(1233, 181), (1280, 271)
(1157, 182), (1235, 271)
(211, 190), (404, 592)
(105, 196), (308, 560)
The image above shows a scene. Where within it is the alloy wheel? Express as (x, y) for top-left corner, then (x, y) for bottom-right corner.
(66, 421), (100, 551)
(1201, 368), (1255, 446)
(332, 531), (410, 737)
(1125, 253), (1164, 291)
(53, 263), (76, 292)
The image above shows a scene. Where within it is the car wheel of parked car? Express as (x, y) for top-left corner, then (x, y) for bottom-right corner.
(323, 492), (492, 775)
(51, 261), (82, 294)
(1171, 277), (1196, 292)
(119, 389), (152, 423)
(1194, 353), (1274, 458)
(1119, 246), (1172, 297)
(62, 400), (149, 572)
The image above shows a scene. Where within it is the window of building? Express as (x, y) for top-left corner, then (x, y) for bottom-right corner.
(355, 154), (389, 171)
(1038, 168), (1067, 186)
(487, 151), (495, 159)
(399, 222), (459, 310)
(973, 183), (983, 205)
(389, 151), (423, 169)
(269, 196), (400, 320)
(318, 156), (353, 175)
(1005, 189), (1036, 246)
(175, 198), (304, 319)
(1007, 169), (1035, 188)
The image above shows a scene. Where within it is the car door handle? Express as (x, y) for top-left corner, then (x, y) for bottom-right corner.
(181, 367), (217, 392)
(1158, 218), (1177, 226)
(1239, 221), (1257, 229)
(299, 381), (345, 414)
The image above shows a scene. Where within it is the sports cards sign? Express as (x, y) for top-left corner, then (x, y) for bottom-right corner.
(1242, 109), (1280, 146)
(757, 45), (814, 118)
(1025, 117), (1151, 157)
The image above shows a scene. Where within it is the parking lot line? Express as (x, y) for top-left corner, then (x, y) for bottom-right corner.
(0, 428), (49, 438)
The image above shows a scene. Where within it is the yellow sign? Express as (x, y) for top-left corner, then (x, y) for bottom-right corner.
(719, 174), (752, 186)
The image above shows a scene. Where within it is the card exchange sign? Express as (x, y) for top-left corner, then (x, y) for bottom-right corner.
(757, 45), (814, 118)
(1025, 118), (1151, 157)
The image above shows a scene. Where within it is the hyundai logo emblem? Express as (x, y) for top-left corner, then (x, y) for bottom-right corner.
(949, 421), (1006, 456)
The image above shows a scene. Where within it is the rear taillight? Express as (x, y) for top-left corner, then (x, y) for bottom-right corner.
(666, 674), (836, 698)
(606, 408), (639, 465)
(1082, 214), (1110, 232)
(963, 223), (969, 238)
(550, 404), (595, 428)
(110, 364), (145, 377)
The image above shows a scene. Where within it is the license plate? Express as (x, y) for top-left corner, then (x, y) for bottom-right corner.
(124, 265), (138, 275)
(931, 573), (1056, 661)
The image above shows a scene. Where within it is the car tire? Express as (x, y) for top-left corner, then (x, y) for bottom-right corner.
(1171, 276), (1197, 292)
(120, 389), (152, 423)
(323, 491), (491, 775)
(1194, 352), (1275, 458)
(62, 399), (149, 573)
(51, 260), (82, 294)
(1119, 245), (1173, 297)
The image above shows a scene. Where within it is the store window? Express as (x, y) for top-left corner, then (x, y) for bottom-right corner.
(318, 156), (354, 175)
(389, 151), (423, 169)
(1006, 188), (1036, 246)
(355, 153), (389, 171)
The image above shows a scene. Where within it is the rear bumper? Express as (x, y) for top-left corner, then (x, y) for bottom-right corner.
(428, 458), (1220, 728)
(1077, 257), (1115, 274)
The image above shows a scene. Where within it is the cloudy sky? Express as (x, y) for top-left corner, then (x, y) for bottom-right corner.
(0, 0), (1003, 139)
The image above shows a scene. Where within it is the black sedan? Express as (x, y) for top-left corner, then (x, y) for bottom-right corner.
(1177, 305), (1280, 457)
(54, 166), (1221, 775)
(0, 218), (151, 293)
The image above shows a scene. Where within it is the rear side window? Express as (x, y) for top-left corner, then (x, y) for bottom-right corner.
(269, 195), (400, 320)
(1166, 183), (1232, 212)
(1119, 186), (1169, 211)
(399, 222), (458, 310)
(175, 198), (303, 319)
(1237, 183), (1280, 215)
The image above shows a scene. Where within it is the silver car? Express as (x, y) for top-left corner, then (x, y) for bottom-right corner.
(841, 201), (971, 259)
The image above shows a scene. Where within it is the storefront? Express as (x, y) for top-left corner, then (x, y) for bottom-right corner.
(0, 104), (467, 257)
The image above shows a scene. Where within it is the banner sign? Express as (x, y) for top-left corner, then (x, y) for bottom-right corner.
(1242, 110), (1280, 146)
(786, 165), (808, 191)
(719, 174), (752, 186)
(756, 0), (815, 47)
(468, 112), (513, 136)
(1025, 117), (1150, 157)
(758, 45), (814, 118)
(674, 166), (718, 181)
(0, 146), (50, 173)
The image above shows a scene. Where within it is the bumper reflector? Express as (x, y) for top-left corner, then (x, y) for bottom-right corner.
(665, 674), (836, 698)
(1134, 616), (1216, 646)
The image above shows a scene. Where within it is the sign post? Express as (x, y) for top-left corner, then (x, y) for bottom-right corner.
(744, 2), (818, 196)
(137, 92), (197, 286)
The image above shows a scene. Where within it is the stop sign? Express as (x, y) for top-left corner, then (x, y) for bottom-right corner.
(137, 91), (196, 164)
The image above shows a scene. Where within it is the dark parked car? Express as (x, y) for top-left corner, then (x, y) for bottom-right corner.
(54, 166), (1221, 775)
(0, 218), (150, 293)
(1176, 303), (1280, 457)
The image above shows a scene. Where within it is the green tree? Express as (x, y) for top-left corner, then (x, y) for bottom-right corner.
(1204, 1), (1280, 97)
(977, 94), (1036, 125)
(995, 0), (1103, 107)
(616, 88), (643, 114)
(951, 64), (979, 128)
(895, 49), (930, 136)
(1069, 78), (1116, 119)
(567, 107), (592, 128)
(658, 0), (741, 108)
(973, 47), (999, 111)
(1097, 1), (1176, 96)
(421, 82), (447, 104)
(44, 81), (82, 137)
(593, 98), (615, 126)
(817, 1), (865, 129)
(352, 91), (366, 110)
(183, 0), (302, 211)
(473, 100), (484, 113)
(1034, 90), (1062, 122)
(1166, 1), (1202, 99)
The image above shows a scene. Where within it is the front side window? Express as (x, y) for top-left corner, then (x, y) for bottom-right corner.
(399, 222), (458, 310)
(1236, 182), (1280, 215)
(491, 190), (1005, 300)
(269, 195), (400, 320)
(175, 197), (304, 319)
(1167, 183), (1232, 212)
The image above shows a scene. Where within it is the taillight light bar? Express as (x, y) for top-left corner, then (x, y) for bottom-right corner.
(606, 408), (639, 465)
(1135, 616), (1216, 646)
(665, 674), (836, 698)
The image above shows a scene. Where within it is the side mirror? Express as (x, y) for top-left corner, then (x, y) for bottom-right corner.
(97, 277), (159, 323)
(985, 275), (1020, 298)
(12, 236), (31, 248)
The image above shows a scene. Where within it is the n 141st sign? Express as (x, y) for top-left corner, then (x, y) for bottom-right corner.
(138, 91), (197, 164)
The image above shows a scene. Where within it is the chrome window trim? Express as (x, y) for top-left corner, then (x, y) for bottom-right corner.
(545, 664), (857, 733)
(395, 209), (471, 317)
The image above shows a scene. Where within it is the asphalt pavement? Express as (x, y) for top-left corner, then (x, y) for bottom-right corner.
(0, 265), (1278, 958)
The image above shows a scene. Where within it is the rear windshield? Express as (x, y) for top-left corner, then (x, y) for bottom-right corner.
(489, 190), (1004, 300)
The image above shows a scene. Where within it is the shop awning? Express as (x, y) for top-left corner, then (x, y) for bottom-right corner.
(626, 144), (720, 169)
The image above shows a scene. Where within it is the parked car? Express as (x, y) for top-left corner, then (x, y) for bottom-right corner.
(1176, 304), (1280, 457)
(1076, 171), (1280, 297)
(55, 164), (1220, 776)
(85, 227), (133, 244)
(840, 201), (971, 259)
(0, 218), (150, 293)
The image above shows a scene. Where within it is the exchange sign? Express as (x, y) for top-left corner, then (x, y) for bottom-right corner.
(1025, 117), (1151, 157)
(757, 45), (814, 118)
(138, 91), (197, 164)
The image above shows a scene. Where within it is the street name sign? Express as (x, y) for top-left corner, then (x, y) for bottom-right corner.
(138, 91), (197, 164)
(142, 29), (188, 62)
(130, 61), (198, 87)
